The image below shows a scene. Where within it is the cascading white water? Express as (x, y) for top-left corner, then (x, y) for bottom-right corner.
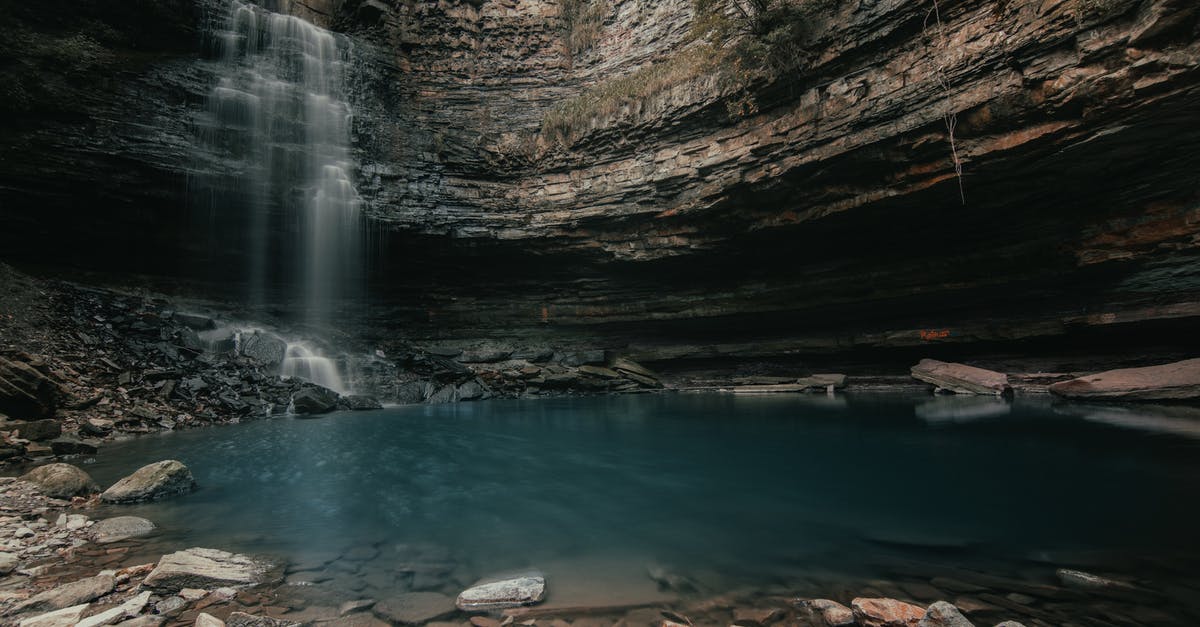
(196, 0), (360, 392)
(281, 342), (345, 393)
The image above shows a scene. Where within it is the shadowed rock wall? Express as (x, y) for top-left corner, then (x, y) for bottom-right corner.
(1, 0), (1198, 373)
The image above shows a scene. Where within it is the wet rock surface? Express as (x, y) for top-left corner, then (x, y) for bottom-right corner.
(100, 460), (196, 504)
(1049, 358), (1200, 401)
(456, 574), (546, 611)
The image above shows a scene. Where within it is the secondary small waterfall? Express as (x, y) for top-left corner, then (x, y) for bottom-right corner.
(194, 0), (360, 391)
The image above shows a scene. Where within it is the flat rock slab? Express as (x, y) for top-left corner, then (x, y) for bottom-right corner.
(11, 574), (115, 615)
(227, 612), (301, 627)
(17, 604), (88, 627)
(91, 516), (157, 544)
(1048, 358), (1200, 400)
(911, 359), (1011, 396)
(852, 597), (926, 627)
(457, 575), (546, 611)
(376, 592), (457, 624)
(101, 460), (197, 503)
(142, 548), (269, 593)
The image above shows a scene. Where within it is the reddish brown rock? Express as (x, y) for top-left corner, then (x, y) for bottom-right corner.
(851, 597), (926, 627)
(1048, 358), (1200, 401)
(911, 360), (1011, 396)
(803, 599), (854, 627)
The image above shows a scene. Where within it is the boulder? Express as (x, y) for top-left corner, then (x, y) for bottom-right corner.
(6, 419), (62, 441)
(19, 463), (99, 498)
(911, 359), (1011, 396)
(239, 332), (288, 367)
(292, 386), (340, 414)
(852, 598), (926, 627)
(917, 602), (973, 627)
(0, 552), (18, 574)
(340, 395), (383, 411)
(17, 604), (89, 627)
(1048, 358), (1200, 401)
(0, 357), (57, 419)
(11, 573), (115, 614)
(142, 548), (269, 593)
(375, 592), (457, 624)
(992, 622), (1026, 627)
(100, 460), (197, 503)
(456, 574), (546, 611)
(802, 600), (855, 626)
(91, 516), (157, 543)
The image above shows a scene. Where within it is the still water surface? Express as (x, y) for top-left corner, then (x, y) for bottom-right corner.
(79, 393), (1200, 618)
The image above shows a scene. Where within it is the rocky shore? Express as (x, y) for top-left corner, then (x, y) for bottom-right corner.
(0, 457), (1173, 627)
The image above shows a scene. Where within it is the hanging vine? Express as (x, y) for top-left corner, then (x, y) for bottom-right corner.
(924, 0), (966, 205)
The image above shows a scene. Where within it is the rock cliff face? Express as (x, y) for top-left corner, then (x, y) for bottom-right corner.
(1, 0), (1198, 374)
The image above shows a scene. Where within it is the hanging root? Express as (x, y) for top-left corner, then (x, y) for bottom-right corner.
(924, 0), (966, 205)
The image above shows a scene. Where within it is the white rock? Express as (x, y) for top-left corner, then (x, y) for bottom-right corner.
(142, 548), (269, 593)
(456, 573), (546, 611)
(195, 613), (226, 627)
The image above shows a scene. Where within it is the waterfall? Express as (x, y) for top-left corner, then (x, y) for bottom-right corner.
(195, 0), (361, 391)
(281, 342), (346, 393)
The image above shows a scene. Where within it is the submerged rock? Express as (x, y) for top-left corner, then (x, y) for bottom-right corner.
(1048, 358), (1200, 400)
(292, 386), (340, 414)
(226, 613), (300, 627)
(917, 602), (973, 627)
(376, 592), (457, 623)
(100, 460), (197, 503)
(91, 516), (157, 543)
(456, 573), (546, 611)
(49, 436), (99, 456)
(852, 597), (926, 627)
(142, 548), (269, 593)
(911, 360), (1011, 396)
(19, 463), (98, 499)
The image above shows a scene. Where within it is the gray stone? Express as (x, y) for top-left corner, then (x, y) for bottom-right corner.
(195, 615), (226, 627)
(911, 359), (1011, 396)
(101, 460), (196, 503)
(226, 613), (299, 627)
(0, 552), (18, 574)
(17, 604), (88, 627)
(563, 350), (605, 366)
(992, 622), (1026, 627)
(142, 548), (268, 593)
(376, 592), (457, 624)
(918, 602), (974, 627)
(76, 591), (151, 627)
(802, 600), (855, 627)
(114, 617), (166, 627)
(239, 332), (288, 367)
(12, 573), (115, 614)
(91, 516), (156, 543)
(194, 614), (225, 627)
(19, 463), (99, 498)
(456, 380), (486, 401)
(456, 574), (546, 611)
(291, 386), (340, 415)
